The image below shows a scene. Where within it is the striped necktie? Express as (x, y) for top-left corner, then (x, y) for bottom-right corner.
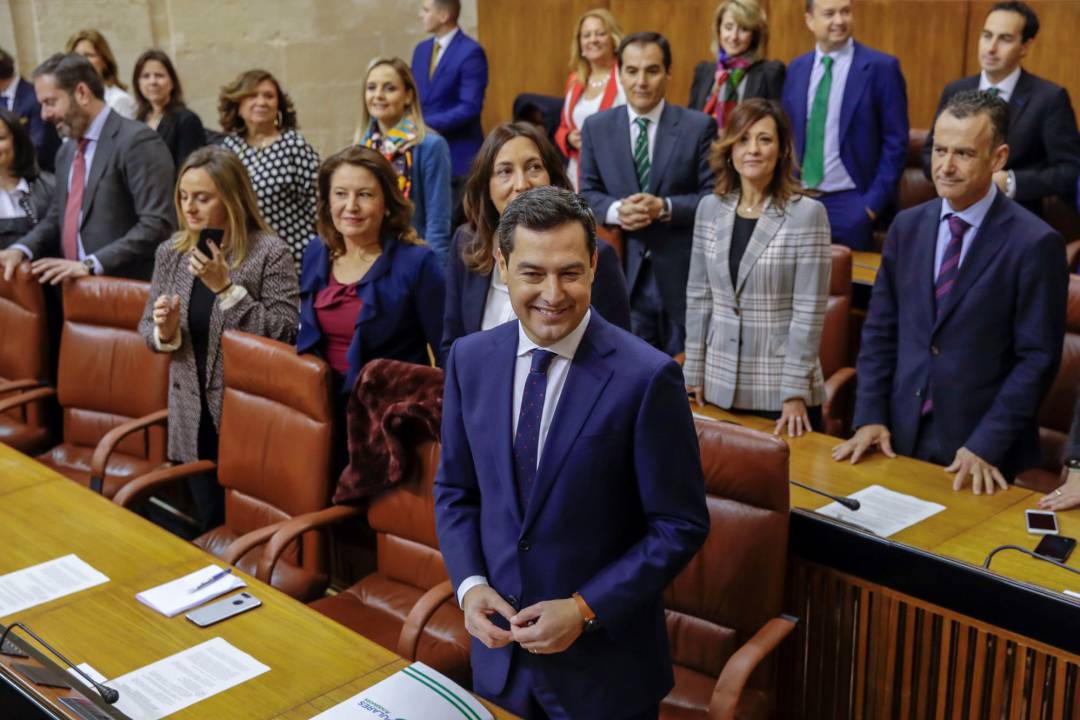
(922, 213), (970, 415)
(633, 116), (651, 191)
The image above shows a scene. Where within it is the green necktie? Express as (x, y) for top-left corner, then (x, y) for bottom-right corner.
(987, 86), (1001, 97)
(802, 55), (833, 189)
(633, 116), (651, 191)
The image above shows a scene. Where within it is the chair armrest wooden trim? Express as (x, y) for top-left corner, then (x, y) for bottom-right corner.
(112, 460), (217, 508)
(709, 615), (799, 720)
(89, 409), (169, 494)
(397, 579), (456, 660)
(0, 379), (45, 396)
(219, 521), (291, 566)
(255, 505), (364, 583)
(0, 387), (56, 415)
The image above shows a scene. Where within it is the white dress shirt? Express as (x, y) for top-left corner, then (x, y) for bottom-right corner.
(804, 38), (857, 193)
(480, 258), (517, 331)
(934, 183), (997, 278)
(455, 309), (593, 608)
(604, 100), (671, 225)
(430, 27), (460, 74)
(104, 84), (136, 120)
(0, 178), (30, 220)
(979, 67), (1021, 197)
(0, 77), (19, 111)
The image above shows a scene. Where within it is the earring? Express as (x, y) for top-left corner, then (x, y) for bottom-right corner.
(275, 111), (283, 129)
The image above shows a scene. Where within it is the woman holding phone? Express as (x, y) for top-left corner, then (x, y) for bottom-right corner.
(139, 146), (299, 531)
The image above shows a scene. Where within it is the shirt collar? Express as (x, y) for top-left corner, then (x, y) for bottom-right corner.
(0, 77), (17, 102)
(941, 182), (997, 229)
(82, 105), (111, 144)
(516, 308), (592, 361)
(435, 27), (459, 49)
(627, 99), (665, 127)
(979, 66), (1021, 97)
(814, 36), (854, 65)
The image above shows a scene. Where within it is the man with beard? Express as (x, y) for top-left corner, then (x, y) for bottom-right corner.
(0, 52), (174, 283)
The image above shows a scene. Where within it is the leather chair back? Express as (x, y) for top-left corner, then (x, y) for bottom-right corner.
(215, 330), (334, 576)
(900, 129), (935, 211)
(663, 418), (790, 717)
(820, 245), (852, 379)
(0, 265), (50, 451)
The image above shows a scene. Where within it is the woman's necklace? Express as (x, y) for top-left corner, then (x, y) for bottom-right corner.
(738, 196), (766, 216)
(587, 73), (608, 89)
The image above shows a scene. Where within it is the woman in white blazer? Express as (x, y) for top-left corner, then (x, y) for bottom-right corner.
(684, 98), (831, 437)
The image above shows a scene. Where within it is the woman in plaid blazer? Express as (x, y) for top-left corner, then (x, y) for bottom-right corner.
(684, 99), (830, 437)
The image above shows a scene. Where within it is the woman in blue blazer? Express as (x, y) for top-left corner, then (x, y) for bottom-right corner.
(297, 146), (445, 404)
(441, 122), (630, 357)
(355, 57), (452, 265)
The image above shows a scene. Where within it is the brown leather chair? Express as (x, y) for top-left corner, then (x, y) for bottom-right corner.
(1017, 274), (1080, 492)
(662, 418), (796, 720)
(0, 265), (51, 454)
(114, 330), (336, 602)
(872, 129), (936, 252)
(0, 278), (169, 495)
(820, 245), (856, 437)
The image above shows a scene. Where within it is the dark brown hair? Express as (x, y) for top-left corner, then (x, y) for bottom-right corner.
(0, 108), (39, 180)
(461, 122), (572, 274)
(218, 69), (297, 135)
(132, 49), (185, 121)
(941, 89), (1009, 149)
(316, 146), (419, 257)
(710, 98), (802, 209)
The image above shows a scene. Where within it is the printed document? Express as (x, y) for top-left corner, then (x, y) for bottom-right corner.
(312, 662), (493, 720)
(0, 554), (108, 617)
(816, 484), (945, 538)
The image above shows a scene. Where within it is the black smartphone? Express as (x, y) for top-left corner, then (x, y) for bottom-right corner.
(1034, 534), (1077, 564)
(196, 228), (225, 257)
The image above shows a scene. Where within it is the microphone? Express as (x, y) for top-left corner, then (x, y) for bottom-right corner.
(983, 545), (1080, 578)
(0, 623), (119, 704)
(791, 480), (861, 511)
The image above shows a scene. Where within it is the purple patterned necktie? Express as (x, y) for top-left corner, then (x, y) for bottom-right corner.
(922, 214), (970, 415)
(513, 349), (556, 509)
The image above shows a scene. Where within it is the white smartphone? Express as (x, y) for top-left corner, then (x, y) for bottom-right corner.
(185, 592), (262, 627)
(1025, 509), (1059, 535)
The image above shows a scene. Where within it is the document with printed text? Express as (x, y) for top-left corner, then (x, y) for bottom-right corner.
(0, 554), (108, 618)
(312, 662), (493, 720)
(816, 484), (946, 538)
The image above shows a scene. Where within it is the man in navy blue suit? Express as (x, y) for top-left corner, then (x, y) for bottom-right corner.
(0, 47), (60, 172)
(412, 0), (488, 201)
(435, 186), (708, 719)
(833, 91), (1068, 495)
(781, 0), (908, 250)
(579, 32), (715, 357)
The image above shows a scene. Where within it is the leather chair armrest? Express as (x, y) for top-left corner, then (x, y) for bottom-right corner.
(255, 505), (364, 583)
(112, 460), (217, 508)
(397, 579), (456, 660)
(0, 387), (56, 415)
(709, 615), (798, 720)
(0, 379), (44, 396)
(219, 521), (291, 566)
(89, 409), (169, 494)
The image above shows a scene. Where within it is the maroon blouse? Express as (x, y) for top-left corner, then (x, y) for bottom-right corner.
(314, 273), (363, 377)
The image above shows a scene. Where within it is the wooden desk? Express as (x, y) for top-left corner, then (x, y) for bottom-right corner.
(851, 250), (881, 287)
(0, 444), (518, 720)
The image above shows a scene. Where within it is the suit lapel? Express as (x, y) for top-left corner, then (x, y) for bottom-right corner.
(712, 195), (738, 301)
(648, 105), (678, 194)
(1008, 70), (1033, 128)
(839, 43), (870, 141)
(463, 269), (491, 334)
(521, 316), (614, 536)
(914, 200), (940, 333)
(610, 108), (638, 195)
(789, 57), (812, 156)
(431, 33), (461, 85)
(416, 39), (434, 95)
(487, 325), (522, 527)
(734, 201), (785, 297)
(81, 111), (118, 221)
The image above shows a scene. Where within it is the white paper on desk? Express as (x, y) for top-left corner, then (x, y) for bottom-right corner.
(0, 554), (108, 617)
(312, 661), (494, 720)
(73, 637), (269, 720)
(135, 565), (245, 617)
(816, 484), (945, 538)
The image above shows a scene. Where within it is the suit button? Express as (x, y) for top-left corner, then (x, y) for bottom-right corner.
(931, 345), (940, 356)
(518, 539), (530, 552)
(915, 389), (922, 397)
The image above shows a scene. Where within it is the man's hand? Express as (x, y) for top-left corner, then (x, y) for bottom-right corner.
(831, 424), (897, 464)
(947, 447), (1007, 495)
(462, 585), (515, 649)
(510, 598), (584, 655)
(30, 258), (89, 285)
(0, 248), (29, 282)
(617, 193), (665, 232)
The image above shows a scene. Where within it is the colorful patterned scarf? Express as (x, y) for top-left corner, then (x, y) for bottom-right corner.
(360, 117), (418, 198)
(702, 51), (753, 131)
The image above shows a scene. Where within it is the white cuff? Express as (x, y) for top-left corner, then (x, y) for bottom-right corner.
(456, 575), (489, 609)
(9, 243), (32, 262)
(153, 326), (181, 352)
(604, 200), (622, 226)
(216, 283), (247, 311)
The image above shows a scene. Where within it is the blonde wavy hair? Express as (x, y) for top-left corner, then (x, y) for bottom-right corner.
(710, 0), (769, 61)
(353, 57), (428, 145)
(568, 9), (623, 85)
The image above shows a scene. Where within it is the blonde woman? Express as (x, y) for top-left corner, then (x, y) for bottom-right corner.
(67, 29), (137, 119)
(355, 57), (451, 263)
(139, 146), (299, 528)
(555, 8), (626, 189)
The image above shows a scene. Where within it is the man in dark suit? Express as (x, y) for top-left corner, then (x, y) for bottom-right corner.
(921, 2), (1080, 216)
(435, 186), (708, 719)
(412, 0), (488, 198)
(579, 32), (716, 357)
(0, 47), (61, 172)
(833, 91), (1068, 495)
(0, 53), (174, 284)
(781, 0), (908, 250)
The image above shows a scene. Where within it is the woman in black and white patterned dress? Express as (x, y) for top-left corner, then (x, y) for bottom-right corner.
(218, 69), (320, 271)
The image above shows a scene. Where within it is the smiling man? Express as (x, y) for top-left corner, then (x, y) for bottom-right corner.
(0, 52), (173, 284)
(434, 186), (708, 719)
(921, 1), (1080, 215)
(833, 91), (1068, 496)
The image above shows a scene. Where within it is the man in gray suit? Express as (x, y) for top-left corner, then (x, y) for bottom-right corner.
(0, 53), (174, 283)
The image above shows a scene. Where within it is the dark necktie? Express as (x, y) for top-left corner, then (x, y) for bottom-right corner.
(632, 116), (651, 191)
(62, 139), (91, 261)
(1, 96), (8, 111)
(922, 214), (970, 415)
(513, 349), (556, 510)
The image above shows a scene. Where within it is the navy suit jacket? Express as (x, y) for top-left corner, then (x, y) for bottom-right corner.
(579, 104), (716, 326)
(782, 41), (909, 216)
(853, 193), (1068, 479)
(12, 77), (61, 173)
(439, 224), (631, 357)
(434, 312), (709, 717)
(296, 236), (446, 391)
(412, 31), (488, 177)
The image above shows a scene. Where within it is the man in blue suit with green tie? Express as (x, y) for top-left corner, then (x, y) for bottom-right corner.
(435, 186), (709, 719)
